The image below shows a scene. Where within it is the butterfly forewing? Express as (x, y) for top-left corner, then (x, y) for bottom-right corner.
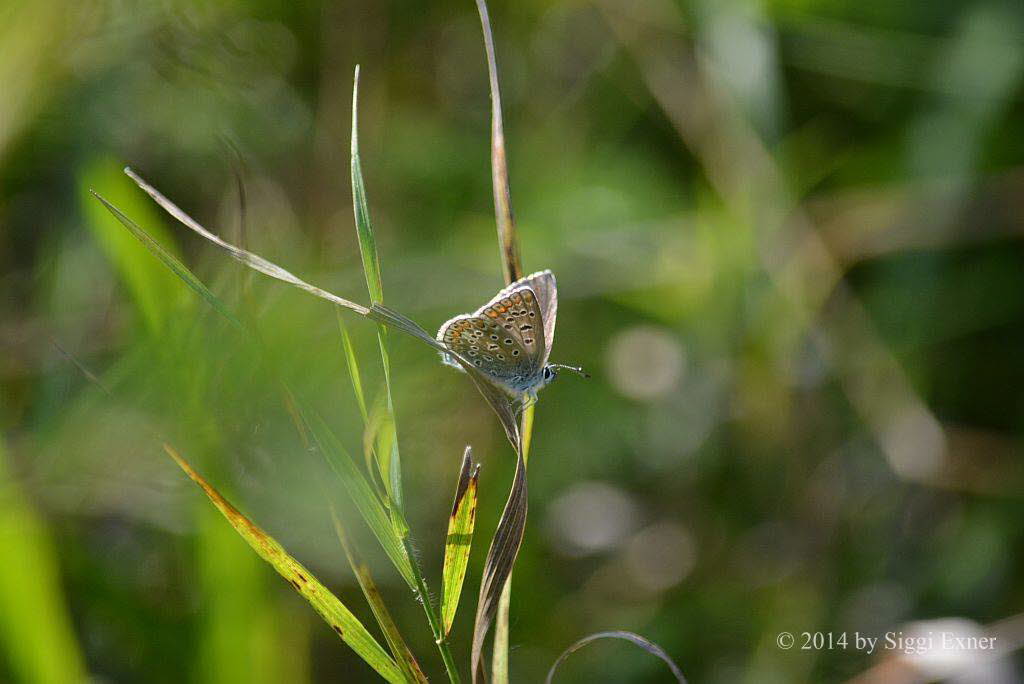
(438, 287), (547, 394)
(476, 288), (546, 367)
(481, 271), (557, 364)
(516, 271), (557, 361)
(436, 270), (558, 400)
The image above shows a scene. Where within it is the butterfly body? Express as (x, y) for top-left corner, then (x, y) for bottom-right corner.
(437, 270), (578, 405)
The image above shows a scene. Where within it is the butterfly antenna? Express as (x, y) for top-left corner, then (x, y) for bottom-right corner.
(551, 364), (590, 379)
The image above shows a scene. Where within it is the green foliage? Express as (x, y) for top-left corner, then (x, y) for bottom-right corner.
(0, 438), (87, 684)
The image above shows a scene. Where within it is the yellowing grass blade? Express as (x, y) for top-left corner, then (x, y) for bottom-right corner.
(332, 511), (428, 684)
(442, 447), (480, 636)
(163, 445), (405, 684)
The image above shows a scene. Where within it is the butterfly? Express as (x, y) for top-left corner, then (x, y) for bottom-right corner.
(436, 270), (587, 407)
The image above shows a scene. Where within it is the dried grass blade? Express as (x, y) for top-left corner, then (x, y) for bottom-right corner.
(470, 447), (528, 682)
(545, 631), (687, 684)
(122, 167), (370, 316)
(474, 0), (522, 284)
(442, 447), (480, 636)
(163, 445), (405, 684)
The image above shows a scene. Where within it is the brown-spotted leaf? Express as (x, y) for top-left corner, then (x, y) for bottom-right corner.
(442, 447), (480, 636)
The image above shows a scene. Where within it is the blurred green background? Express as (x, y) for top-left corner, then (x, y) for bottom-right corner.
(2, 0), (1024, 682)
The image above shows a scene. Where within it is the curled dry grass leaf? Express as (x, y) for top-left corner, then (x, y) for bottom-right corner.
(470, 448), (527, 683)
(442, 447), (480, 636)
(545, 631), (687, 684)
(162, 444), (406, 684)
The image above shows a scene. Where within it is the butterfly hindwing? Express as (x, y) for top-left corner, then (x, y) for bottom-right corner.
(440, 314), (536, 388)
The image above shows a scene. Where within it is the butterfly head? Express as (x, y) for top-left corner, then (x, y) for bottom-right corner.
(542, 363), (590, 387)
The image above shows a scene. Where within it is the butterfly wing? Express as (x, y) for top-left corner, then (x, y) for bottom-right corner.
(474, 286), (547, 370)
(437, 285), (548, 394)
(516, 270), (557, 361)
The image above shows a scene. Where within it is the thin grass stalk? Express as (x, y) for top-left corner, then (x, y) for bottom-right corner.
(475, 0), (522, 286)
(473, 1), (531, 680)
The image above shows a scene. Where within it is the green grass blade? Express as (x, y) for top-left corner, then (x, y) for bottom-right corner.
(164, 445), (405, 684)
(351, 65), (404, 514)
(79, 157), (187, 332)
(442, 447), (479, 636)
(491, 579), (511, 683)
(366, 397), (396, 502)
(290, 398), (416, 590)
(350, 65), (384, 306)
(91, 191), (244, 331)
(332, 510), (428, 684)
(336, 312), (369, 423)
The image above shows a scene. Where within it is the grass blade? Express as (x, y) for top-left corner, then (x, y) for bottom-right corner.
(490, 579), (511, 683)
(474, 0), (522, 284)
(350, 65), (384, 306)
(545, 631), (687, 684)
(332, 510), (428, 684)
(491, 403), (533, 682)
(92, 191), (244, 330)
(163, 445), (405, 684)
(290, 399), (416, 590)
(471, 447), (528, 682)
(337, 312), (369, 423)
(350, 65), (404, 514)
(80, 157), (186, 332)
(122, 167), (370, 316)
(442, 447), (480, 636)
(472, 1), (528, 677)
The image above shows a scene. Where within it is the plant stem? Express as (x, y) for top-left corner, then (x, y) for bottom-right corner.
(490, 404), (533, 682)
(402, 537), (461, 683)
